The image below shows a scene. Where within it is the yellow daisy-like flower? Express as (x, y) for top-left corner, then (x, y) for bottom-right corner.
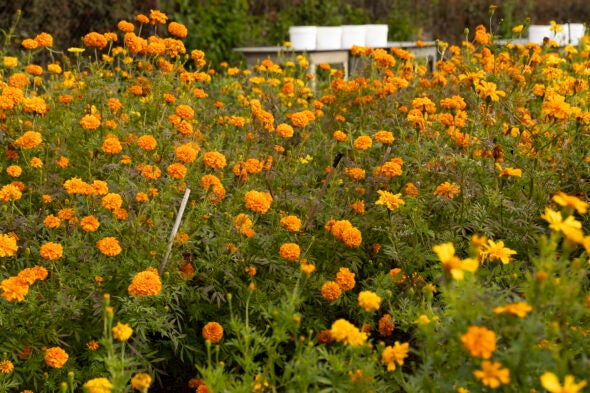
(541, 372), (587, 393)
(112, 321), (133, 341)
(381, 341), (409, 371)
(473, 361), (510, 389)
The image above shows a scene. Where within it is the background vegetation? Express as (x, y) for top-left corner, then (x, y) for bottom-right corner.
(1, 0), (589, 66)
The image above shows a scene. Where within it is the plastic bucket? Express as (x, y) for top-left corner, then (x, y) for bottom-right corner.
(316, 26), (342, 50)
(289, 26), (317, 50)
(528, 25), (567, 46)
(341, 25), (366, 49)
(365, 24), (388, 48)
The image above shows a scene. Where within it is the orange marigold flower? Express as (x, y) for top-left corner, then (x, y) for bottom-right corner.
(203, 151), (227, 169)
(21, 38), (38, 49)
(341, 227), (362, 248)
(35, 32), (53, 47)
(276, 123), (294, 138)
(128, 267), (162, 296)
(351, 200), (365, 214)
(404, 182), (419, 197)
(244, 190), (273, 214)
(0, 359), (14, 374)
(101, 134), (123, 155)
(0, 276), (29, 302)
(434, 181), (460, 199)
(40, 242), (63, 260)
(335, 267), (355, 290)
(168, 21), (188, 38)
(279, 215), (302, 232)
(202, 322), (224, 343)
(86, 340), (99, 351)
(43, 214), (61, 229)
(378, 314), (395, 336)
(6, 165), (22, 178)
(0, 184), (22, 202)
(149, 9), (168, 25)
(321, 281), (342, 302)
(279, 243), (300, 261)
(96, 237), (122, 257)
(101, 193), (123, 210)
(80, 114), (101, 130)
(22, 96), (49, 116)
(333, 130), (347, 142)
(473, 361), (510, 389)
(83, 32), (108, 50)
(374, 130), (395, 144)
(167, 163), (187, 179)
(117, 20), (135, 33)
(44, 347), (69, 368)
(461, 326), (497, 359)
(136, 135), (157, 151)
(345, 167), (365, 181)
(25, 64), (43, 76)
(175, 143), (199, 163)
(353, 135), (372, 151)
(175, 104), (194, 120)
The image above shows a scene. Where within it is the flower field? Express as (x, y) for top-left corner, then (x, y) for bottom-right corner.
(1, 9), (590, 393)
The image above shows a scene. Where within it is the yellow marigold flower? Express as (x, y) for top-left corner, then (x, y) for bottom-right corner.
(83, 377), (113, 393)
(541, 372), (587, 393)
(0, 276), (28, 301)
(375, 190), (405, 211)
(329, 319), (367, 346)
(476, 80), (506, 102)
(6, 165), (21, 178)
(83, 32), (108, 50)
(378, 314), (395, 336)
(496, 163), (522, 178)
(168, 21), (188, 38)
(202, 322), (223, 343)
(461, 326), (496, 359)
(244, 190), (273, 214)
(203, 151), (227, 169)
(112, 321), (133, 341)
(321, 281), (342, 302)
(91, 180), (109, 196)
(40, 242), (63, 260)
(552, 192), (588, 214)
(3, 56), (17, 67)
(276, 123), (294, 138)
(335, 267), (355, 291)
(473, 361), (510, 389)
(96, 237), (122, 257)
(433, 242), (478, 280)
(381, 341), (409, 371)
(80, 114), (101, 130)
(493, 301), (532, 318)
(512, 25), (524, 33)
(279, 215), (301, 232)
(358, 290), (381, 312)
(101, 193), (123, 210)
(0, 360), (14, 374)
(22, 96), (49, 116)
(434, 181), (460, 199)
(131, 372), (153, 390)
(374, 130), (395, 144)
(0, 184), (22, 202)
(481, 239), (517, 264)
(279, 243), (300, 261)
(353, 135), (372, 151)
(128, 267), (162, 296)
(44, 347), (68, 368)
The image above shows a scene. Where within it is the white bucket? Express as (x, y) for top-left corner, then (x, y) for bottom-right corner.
(316, 26), (343, 50)
(567, 23), (586, 45)
(365, 24), (388, 48)
(341, 25), (366, 49)
(528, 24), (567, 46)
(289, 26), (317, 50)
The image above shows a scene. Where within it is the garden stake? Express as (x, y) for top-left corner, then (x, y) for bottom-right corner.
(159, 187), (191, 275)
(304, 152), (343, 231)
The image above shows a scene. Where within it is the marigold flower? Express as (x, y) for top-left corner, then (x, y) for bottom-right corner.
(112, 321), (133, 341)
(175, 143), (199, 163)
(345, 167), (365, 181)
(102, 193), (123, 210)
(276, 123), (294, 138)
(335, 267), (355, 291)
(83, 32), (108, 50)
(280, 215), (302, 232)
(461, 326), (496, 359)
(40, 242), (63, 260)
(30, 157), (43, 168)
(434, 181), (460, 199)
(474, 361), (510, 389)
(374, 130), (395, 144)
(279, 243), (300, 261)
(131, 372), (153, 390)
(333, 130), (347, 142)
(358, 290), (381, 312)
(552, 192), (589, 214)
(375, 190), (405, 211)
(353, 135), (372, 150)
(321, 281), (342, 302)
(202, 322), (223, 343)
(86, 340), (99, 351)
(493, 301), (532, 317)
(83, 377), (113, 393)
(0, 184), (22, 202)
(481, 239), (517, 264)
(3, 56), (17, 67)
(22, 96), (49, 116)
(244, 190), (273, 214)
(17, 266), (48, 284)
(44, 214), (61, 229)
(541, 372), (587, 393)
(378, 314), (395, 336)
(21, 38), (38, 49)
(97, 237), (122, 257)
(168, 21), (188, 38)
(128, 267), (162, 296)
(25, 64), (43, 76)
(330, 319), (367, 346)
(0, 276), (29, 301)
(203, 151), (227, 169)
(0, 360), (14, 374)
(341, 227), (362, 248)
(167, 163), (187, 179)
(44, 347), (68, 368)
(149, 9), (168, 24)
(136, 135), (157, 151)
(80, 114), (101, 130)
(381, 341), (409, 371)
(6, 165), (21, 178)
(404, 182), (419, 197)
(102, 134), (123, 155)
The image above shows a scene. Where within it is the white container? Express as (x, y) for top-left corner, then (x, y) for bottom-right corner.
(316, 26), (343, 50)
(341, 25), (366, 48)
(567, 23), (586, 45)
(289, 26), (317, 50)
(365, 24), (388, 48)
(528, 24), (567, 46)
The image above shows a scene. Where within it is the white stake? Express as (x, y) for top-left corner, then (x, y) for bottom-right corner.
(159, 187), (191, 275)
